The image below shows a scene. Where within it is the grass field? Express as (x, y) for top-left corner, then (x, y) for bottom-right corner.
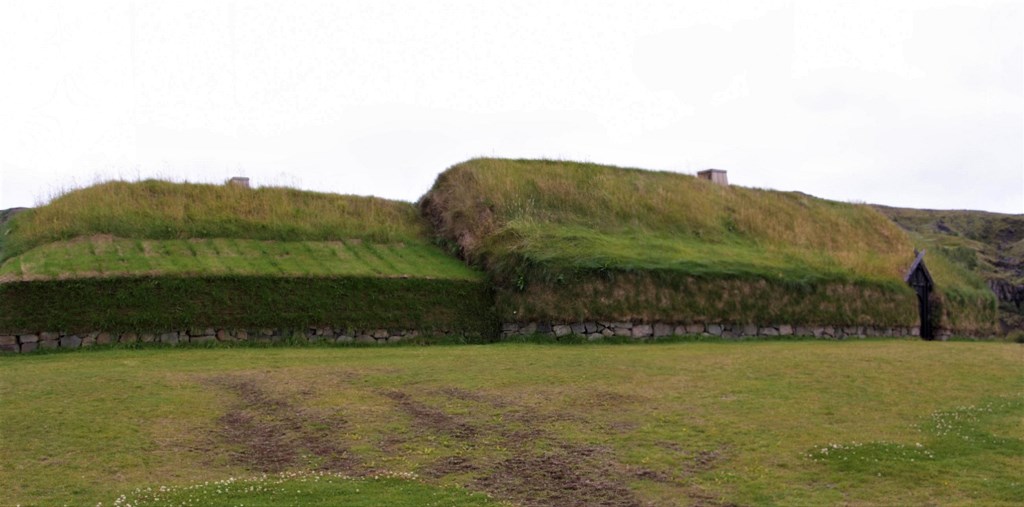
(2, 340), (1020, 506)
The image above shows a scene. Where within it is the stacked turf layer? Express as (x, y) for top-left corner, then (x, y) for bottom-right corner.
(0, 180), (492, 334)
(421, 159), (996, 333)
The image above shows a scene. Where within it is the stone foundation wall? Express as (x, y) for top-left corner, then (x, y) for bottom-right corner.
(500, 321), (938, 340)
(0, 326), (473, 354)
(0, 320), (953, 353)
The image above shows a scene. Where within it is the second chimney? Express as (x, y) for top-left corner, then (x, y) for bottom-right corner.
(697, 169), (728, 186)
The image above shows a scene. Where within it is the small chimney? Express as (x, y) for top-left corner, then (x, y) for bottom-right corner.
(228, 177), (250, 189)
(697, 169), (728, 186)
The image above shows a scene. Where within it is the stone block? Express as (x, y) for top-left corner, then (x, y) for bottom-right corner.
(778, 324), (793, 336)
(96, 332), (114, 345)
(0, 335), (16, 346)
(601, 328), (615, 337)
(159, 332), (179, 345)
(192, 335), (216, 345)
(355, 335), (375, 344)
(501, 322), (519, 333)
(60, 335), (82, 348)
(653, 323), (673, 337)
(613, 326), (632, 337)
(39, 340), (58, 349)
(822, 326), (835, 337)
(760, 327), (779, 336)
(0, 343), (17, 353)
(387, 335), (403, 343)
(587, 333), (603, 341)
(519, 322), (538, 335)
(632, 324), (653, 338)
(336, 336), (354, 343)
(583, 321), (598, 333)
(685, 324), (705, 334)
(553, 325), (572, 337)
(536, 323), (552, 334)
(40, 331), (60, 341)
(673, 325), (687, 336)
(20, 342), (37, 353)
(119, 333), (138, 344)
(794, 326), (811, 337)
(570, 323), (586, 335)
(706, 324), (723, 336)
(140, 333), (155, 343)
(81, 336), (96, 347)
(738, 325), (758, 337)
(19, 334), (39, 343)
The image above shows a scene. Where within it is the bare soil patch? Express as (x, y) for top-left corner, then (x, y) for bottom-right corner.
(474, 444), (643, 507)
(205, 375), (360, 474)
(381, 387), (657, 506)
(382, 389), (479, 440)
(202, 378), (726, 506)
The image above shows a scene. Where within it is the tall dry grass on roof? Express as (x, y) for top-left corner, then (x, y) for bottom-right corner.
(423, 158), (914, 282)
(2, 179), (428, 261)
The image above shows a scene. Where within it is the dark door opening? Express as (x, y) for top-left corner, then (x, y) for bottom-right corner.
(904, 250), (935, 340)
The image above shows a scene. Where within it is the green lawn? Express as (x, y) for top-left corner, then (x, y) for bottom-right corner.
(2, 340), (1021, 506)
(0, 237), (480, 281)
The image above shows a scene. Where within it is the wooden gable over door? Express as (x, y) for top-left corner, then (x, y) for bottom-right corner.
(904, 250), (935, 340)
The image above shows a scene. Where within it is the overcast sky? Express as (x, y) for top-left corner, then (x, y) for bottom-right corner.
(1, 0), (1021, 212)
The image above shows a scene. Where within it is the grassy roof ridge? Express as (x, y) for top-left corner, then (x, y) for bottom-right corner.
(2, 179), (431, 261)
(420, 158), (995, 329)
(421, 158), (916, 282)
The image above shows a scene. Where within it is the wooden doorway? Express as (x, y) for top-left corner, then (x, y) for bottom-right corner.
(904, 250), (935, 340)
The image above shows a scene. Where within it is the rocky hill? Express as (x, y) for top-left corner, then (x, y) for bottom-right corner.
(0, 207), (28, 225)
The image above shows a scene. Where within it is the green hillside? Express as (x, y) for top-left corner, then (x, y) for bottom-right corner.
(422, 159), (996, 333)
(875, 205), (1023, 331)
(0, 181), (491, 335)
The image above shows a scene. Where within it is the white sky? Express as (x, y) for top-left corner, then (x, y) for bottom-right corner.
(1, 0), (1021, 212)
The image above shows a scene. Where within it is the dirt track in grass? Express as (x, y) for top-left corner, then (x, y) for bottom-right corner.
(203, 374), (735, 506)
(205, 375), (362, 474)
